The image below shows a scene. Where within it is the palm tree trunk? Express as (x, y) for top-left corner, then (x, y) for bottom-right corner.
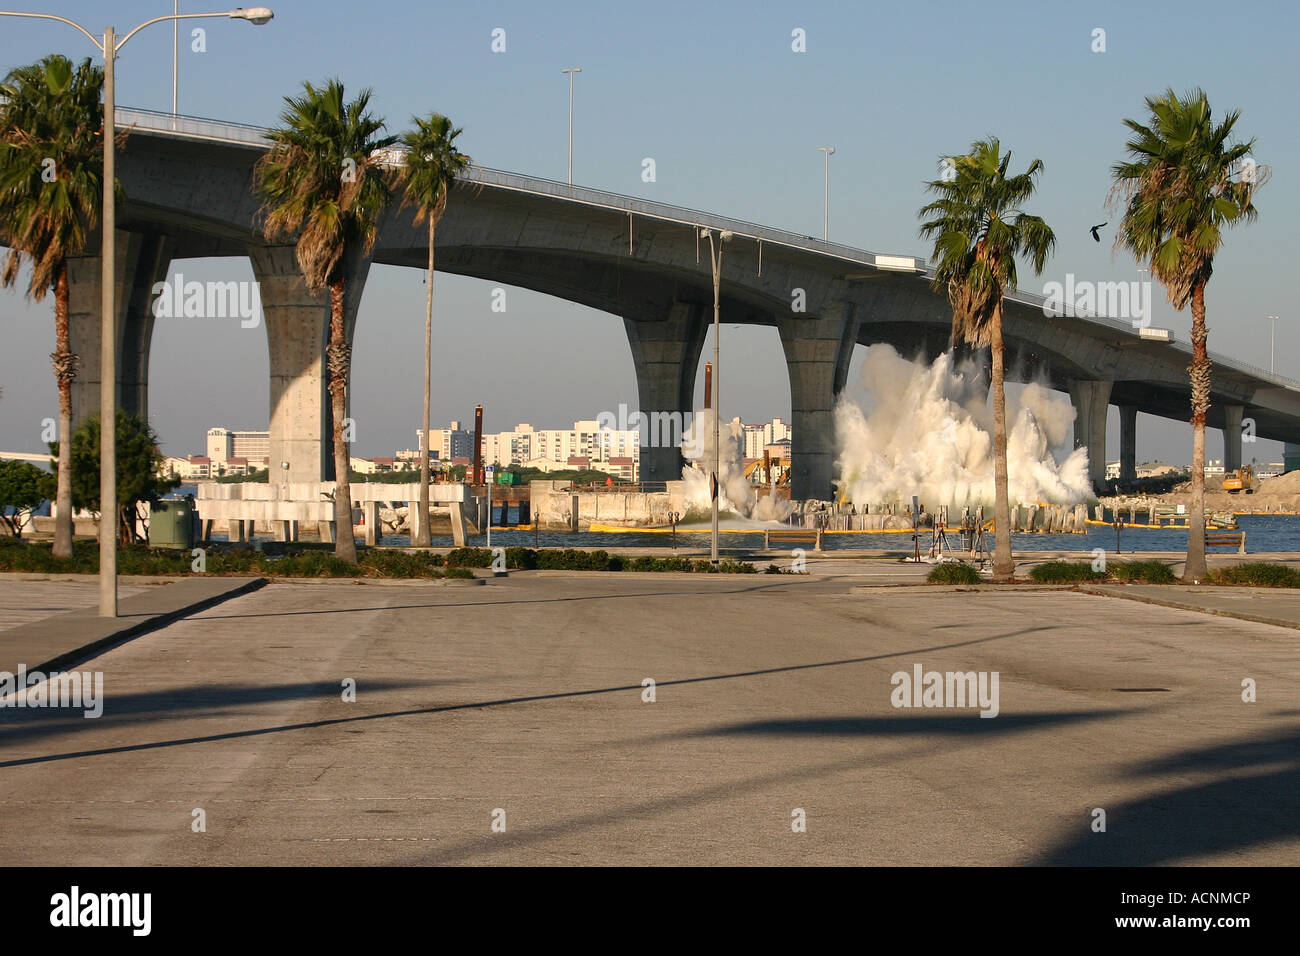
(990, 301), (1014, 579)
(52, 260), (75, 558)
(1183, 281), (1210, 582)
(328, 276), (358, 563)
(413, 217), (435, 547)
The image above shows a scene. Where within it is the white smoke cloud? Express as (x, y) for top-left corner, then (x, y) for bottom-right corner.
(834, 345), (1090, 509)
(679, 407), (794, 522)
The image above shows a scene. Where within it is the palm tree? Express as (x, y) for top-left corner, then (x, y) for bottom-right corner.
(1110, 88), (1262, 583)
(398, 113), (471, 547)
(919, 138), (1056, 580)
(254, 79), (396, 562)
(0, 55), (111, 559)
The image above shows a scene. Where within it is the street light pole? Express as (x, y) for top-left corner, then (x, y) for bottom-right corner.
(172, 0), (179, 128)
(101, 24), (116, 616)
(817, 146), (835, 241)
(0, 7), (274, 617)
(701, 228), (732, 564)
(1268, 315), (1279, 374)
(561, 67), (581, 184)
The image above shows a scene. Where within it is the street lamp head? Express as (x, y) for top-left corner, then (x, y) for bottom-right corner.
(230, 7), (274, 24)
(699, 227), (712, 239)
(720, 230), (733, 242)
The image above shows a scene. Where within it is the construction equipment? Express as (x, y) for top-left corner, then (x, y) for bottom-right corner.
(1222, 465), (1258, 494)
(743, 456), (791, 486)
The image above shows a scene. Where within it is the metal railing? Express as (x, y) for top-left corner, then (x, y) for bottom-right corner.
(566, 481), (669, 494)
(115, 106), (920, 272)
(116, 106), (269, 147)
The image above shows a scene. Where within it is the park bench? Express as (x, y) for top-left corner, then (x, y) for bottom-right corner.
(1204, 530), (1247, 554)
(765, 527), (822, 551)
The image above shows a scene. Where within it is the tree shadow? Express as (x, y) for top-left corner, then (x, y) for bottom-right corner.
(0, 626), (1049, 769)
(394, 707), (1127, 866)
(0, 679), (430, 749)
(1034, 723), (1300, 865)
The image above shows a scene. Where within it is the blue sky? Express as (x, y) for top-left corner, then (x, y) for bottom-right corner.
(1, 0), (1296, 466)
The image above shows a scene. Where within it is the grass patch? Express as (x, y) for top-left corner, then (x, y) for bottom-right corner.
(927, 562), (981, 584)
(1210, 562), (1300, 588)
(1110, 559), (1177, 584)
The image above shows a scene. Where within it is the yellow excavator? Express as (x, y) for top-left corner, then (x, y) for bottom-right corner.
(1222, 465), (1258, 494)
(744, 456), (791, 486)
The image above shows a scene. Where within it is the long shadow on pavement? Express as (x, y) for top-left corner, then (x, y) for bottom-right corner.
(393, 708), (1129, 866)
(0, 680), (429, 750)
(1033, 723), (1300, 865)
(194, 579), (816, 622)
(0, 626), (1052, 770)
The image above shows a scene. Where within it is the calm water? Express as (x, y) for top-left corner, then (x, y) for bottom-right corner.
(371, 511), (1300, 554)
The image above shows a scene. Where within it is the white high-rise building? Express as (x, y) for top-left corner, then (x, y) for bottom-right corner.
(206, 427), (270, 464)
(415, 421), (473, 462)
(743, 418), (792, 460)
(439, 420), (643, 479)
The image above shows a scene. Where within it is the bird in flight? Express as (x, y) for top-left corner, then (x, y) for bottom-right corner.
(1090, 222), (1107, 242)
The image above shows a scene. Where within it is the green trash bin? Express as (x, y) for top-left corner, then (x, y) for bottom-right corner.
(150, 497), (196, 549)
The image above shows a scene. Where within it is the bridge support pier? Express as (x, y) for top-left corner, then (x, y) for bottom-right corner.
(623, 302), (708, 483)
(250, 246), (330, 484)
(776, 302), (859, 502)
(67, 230), (173, 429)
(1223, 404), (1244, 473)
(248, 245), (372, 484)
(1119, 405), (1138, 482)
(1068, 379), (1111, 492)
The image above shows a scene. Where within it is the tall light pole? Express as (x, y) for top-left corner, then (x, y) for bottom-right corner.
(172, 1), (179, 127)
(0, 7), (274, 617)
(701, 227), (732, 564)
(817, 146), (835, 240)
(1268, 315), (1279, 374)
(561, 67), (581, 184)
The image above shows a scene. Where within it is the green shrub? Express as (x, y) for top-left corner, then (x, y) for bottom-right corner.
(442, 566), (475, 580)
(1028, 561), (1105, 583)
(625, 556), (693, 572)
(360, 549), (445, 578)
(535, 548), (613, 571)
(445, 547), (494, 568)
(207, 549), (267, 574)
(1111, 559), (1176, 584)
(504, 547), (538, 570)
(710, 560), (757, 574)
(1211, 562), (1300, 588)
(927, 562), (981, 584)
(0, 538), (62, 572)
(278, 551), (355, 577)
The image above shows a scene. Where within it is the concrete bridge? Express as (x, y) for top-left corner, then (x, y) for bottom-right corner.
(37, 106), (1300, 501)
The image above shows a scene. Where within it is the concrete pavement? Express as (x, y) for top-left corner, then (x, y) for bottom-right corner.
(0, 575), (267, 674)
(0, 574), (1294, 865)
